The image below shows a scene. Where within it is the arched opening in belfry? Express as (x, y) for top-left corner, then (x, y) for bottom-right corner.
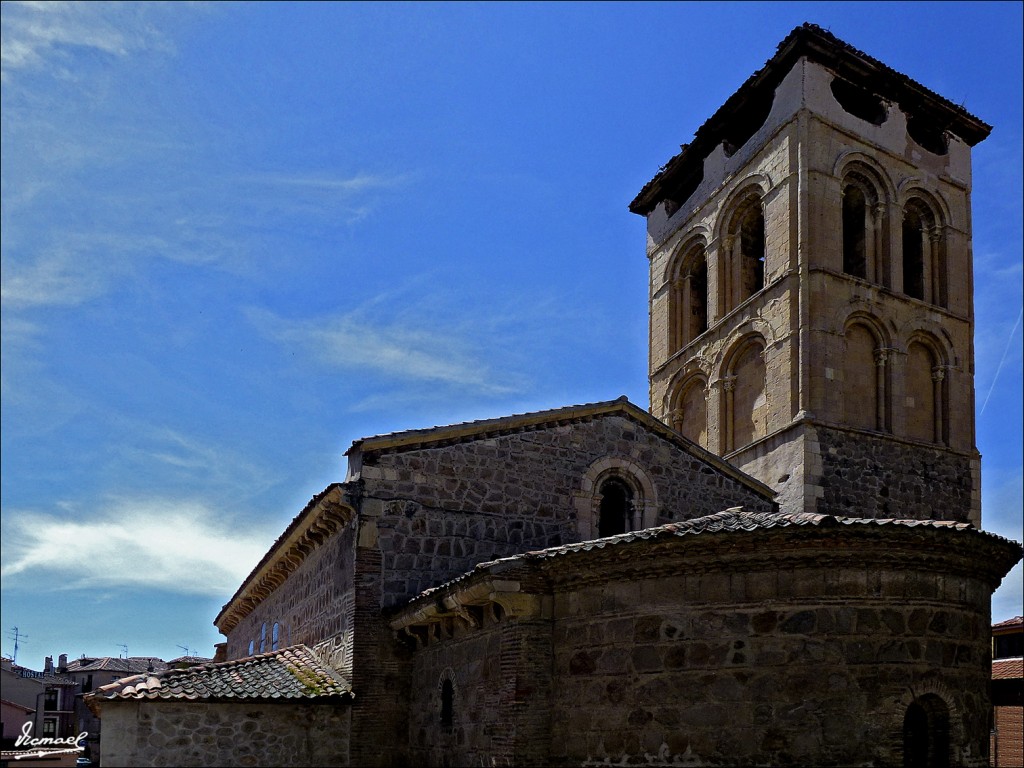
(842, 183), (868, 279)
(739, 203), (766, 301)
(597, 477), (634, 537)
(903, 694), (950, 768)
(902, 204), (928, 301)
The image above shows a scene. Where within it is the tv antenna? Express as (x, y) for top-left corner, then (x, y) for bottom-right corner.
(118, 643), (129, 659)
(6, 627), (28, 664)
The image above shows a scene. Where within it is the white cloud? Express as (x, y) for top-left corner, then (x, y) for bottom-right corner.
(1, 501), (275, 597)
(252, 306), (524, 396)
(0, 1), (173, 81)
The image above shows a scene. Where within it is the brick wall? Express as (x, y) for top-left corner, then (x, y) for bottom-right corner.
(991, 705), (1023, 767)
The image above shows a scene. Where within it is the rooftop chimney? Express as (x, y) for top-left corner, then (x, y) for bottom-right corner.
(44, 655), (53, 674)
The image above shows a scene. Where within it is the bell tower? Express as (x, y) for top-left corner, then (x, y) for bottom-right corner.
(631, 24), (990, 523)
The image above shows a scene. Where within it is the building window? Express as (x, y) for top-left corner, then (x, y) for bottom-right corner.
(259, 622), (267, 654)
(83, 674), (93, 693)
(720, 192), (766, 316)
(42, 718), (56, 737)
(272, 622), (280, 651)
(44, 688), (58, 711)
(901, 197), (946, 307)
(597, 477), (634, 537)
(440, 678), (454, 729)
(248, 640), (255, 656)
(668, 241), (709, 353)
(903, 694), (950, 768)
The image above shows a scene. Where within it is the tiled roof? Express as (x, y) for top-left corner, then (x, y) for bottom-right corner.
(992, 658), (1023, 680)
(63, 656), (167, 675)
(167, 656), (213, 666)
(87, 645), (350, 711)
(406, 508), (1008, 607)
(992, 615), (1023, 631)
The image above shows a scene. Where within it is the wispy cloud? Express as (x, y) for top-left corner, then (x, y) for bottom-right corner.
(0, 1), (173, 81)
(252, 306), (522, 395)
(1, 501), (275, 597)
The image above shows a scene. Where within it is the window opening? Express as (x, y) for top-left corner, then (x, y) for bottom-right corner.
(740, 206), (765, 299)
(272, 622), (280, 651)
(259, 622), (267, 654)
(598, 478), (634, 537)
(440, 678), (454, 729)
(902, 208), (926, 301)
(903, 695), (949, 768)
(843, 184), (868, 279)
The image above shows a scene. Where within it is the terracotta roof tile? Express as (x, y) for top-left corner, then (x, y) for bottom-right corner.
(87, 645), (350, 709)
(992, 615), (1023, 631)
(993, 658), (1023, 680)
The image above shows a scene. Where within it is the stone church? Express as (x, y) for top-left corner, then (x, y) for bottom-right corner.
(88, 24), (1022, 767)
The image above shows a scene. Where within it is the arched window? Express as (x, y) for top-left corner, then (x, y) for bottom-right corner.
(259, 622), (267, 654)
(843, 183), (869, 279)
(903, 694), (949, 768)
(723, 337), (767, 453)
(248, 640), (255, 656)
(272, 622), (280, 652)
(905, 340), (946, 445)
(843, 322), (887, 432)
(597, 477), (634, 537)
(440, 678), (454, 729)
(671, 376), (708, 447)
(901, 197), (946, 307)
(669, 243), (709, 353)
(721, 193), (766, 315)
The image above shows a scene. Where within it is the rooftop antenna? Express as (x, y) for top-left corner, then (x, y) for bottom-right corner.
(6, 627), (27, 664)
(118, 643), (128, 659)
(176, 644), (191, 657)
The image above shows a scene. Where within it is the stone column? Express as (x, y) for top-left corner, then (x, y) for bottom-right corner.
(931, 366), (946, 445)
(872, 201), (887, 286)
(721, 376), (737, 453)
(929, 225), (944, 307)
(874, 348), (889, 432)
(680, 276), (693, 350)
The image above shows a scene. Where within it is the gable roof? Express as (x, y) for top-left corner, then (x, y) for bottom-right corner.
(86, 644), (351, 715)
(63, 656), (167, 675)
(630, 23), (992, 216)
(348, 396), (776, 501)
(992, 658), (1023, 681)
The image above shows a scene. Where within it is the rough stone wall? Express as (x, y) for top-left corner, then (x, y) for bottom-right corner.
(406, 608), (554, 768)
(99, 700), (350, 767)
(814, 425), (974, 520)
(548, 559), (995, 766)
(225, 521), (356, 668)
(358, 415), (776, 608)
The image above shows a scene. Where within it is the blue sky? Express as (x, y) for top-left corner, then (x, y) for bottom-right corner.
(1, 2), (1021, 665)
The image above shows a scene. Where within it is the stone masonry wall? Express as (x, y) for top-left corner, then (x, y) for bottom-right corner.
(226, 521), (356, 667)
(358, 414), (776, 608)
(99, 700), (350, 768)
(814, 425), (973, 520)
(548, 556), (995, 767)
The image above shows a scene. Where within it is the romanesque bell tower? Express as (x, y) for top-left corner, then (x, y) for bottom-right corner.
(631, 25), (990, 523)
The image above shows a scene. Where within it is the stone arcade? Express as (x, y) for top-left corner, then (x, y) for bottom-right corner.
(88, 24), (1022, 768)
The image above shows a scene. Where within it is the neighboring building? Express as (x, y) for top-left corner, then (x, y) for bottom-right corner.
(56, 654), (167, 766)
(0, 658), (77, 744)
(87, 24), (1023, 768)
(990, 616), (1023, 768)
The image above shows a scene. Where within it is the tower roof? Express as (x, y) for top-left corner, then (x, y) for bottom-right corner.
(630, 23), (992, 216)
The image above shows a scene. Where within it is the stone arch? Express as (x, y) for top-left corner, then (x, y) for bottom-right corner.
(576, 456), (659, 539)
(897, 186), (949, 307)
(437, 667), (457, 730)
(841, 313), (890, 432)
(903, 331), (949, 445)
(719, 333), (768, 453)
(669, 371), (710, 447)
(889, 685), (962, 768)
(665, 235), (710, 353)
(835, 157), (893, 286)
(717, 182), (769, 316)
